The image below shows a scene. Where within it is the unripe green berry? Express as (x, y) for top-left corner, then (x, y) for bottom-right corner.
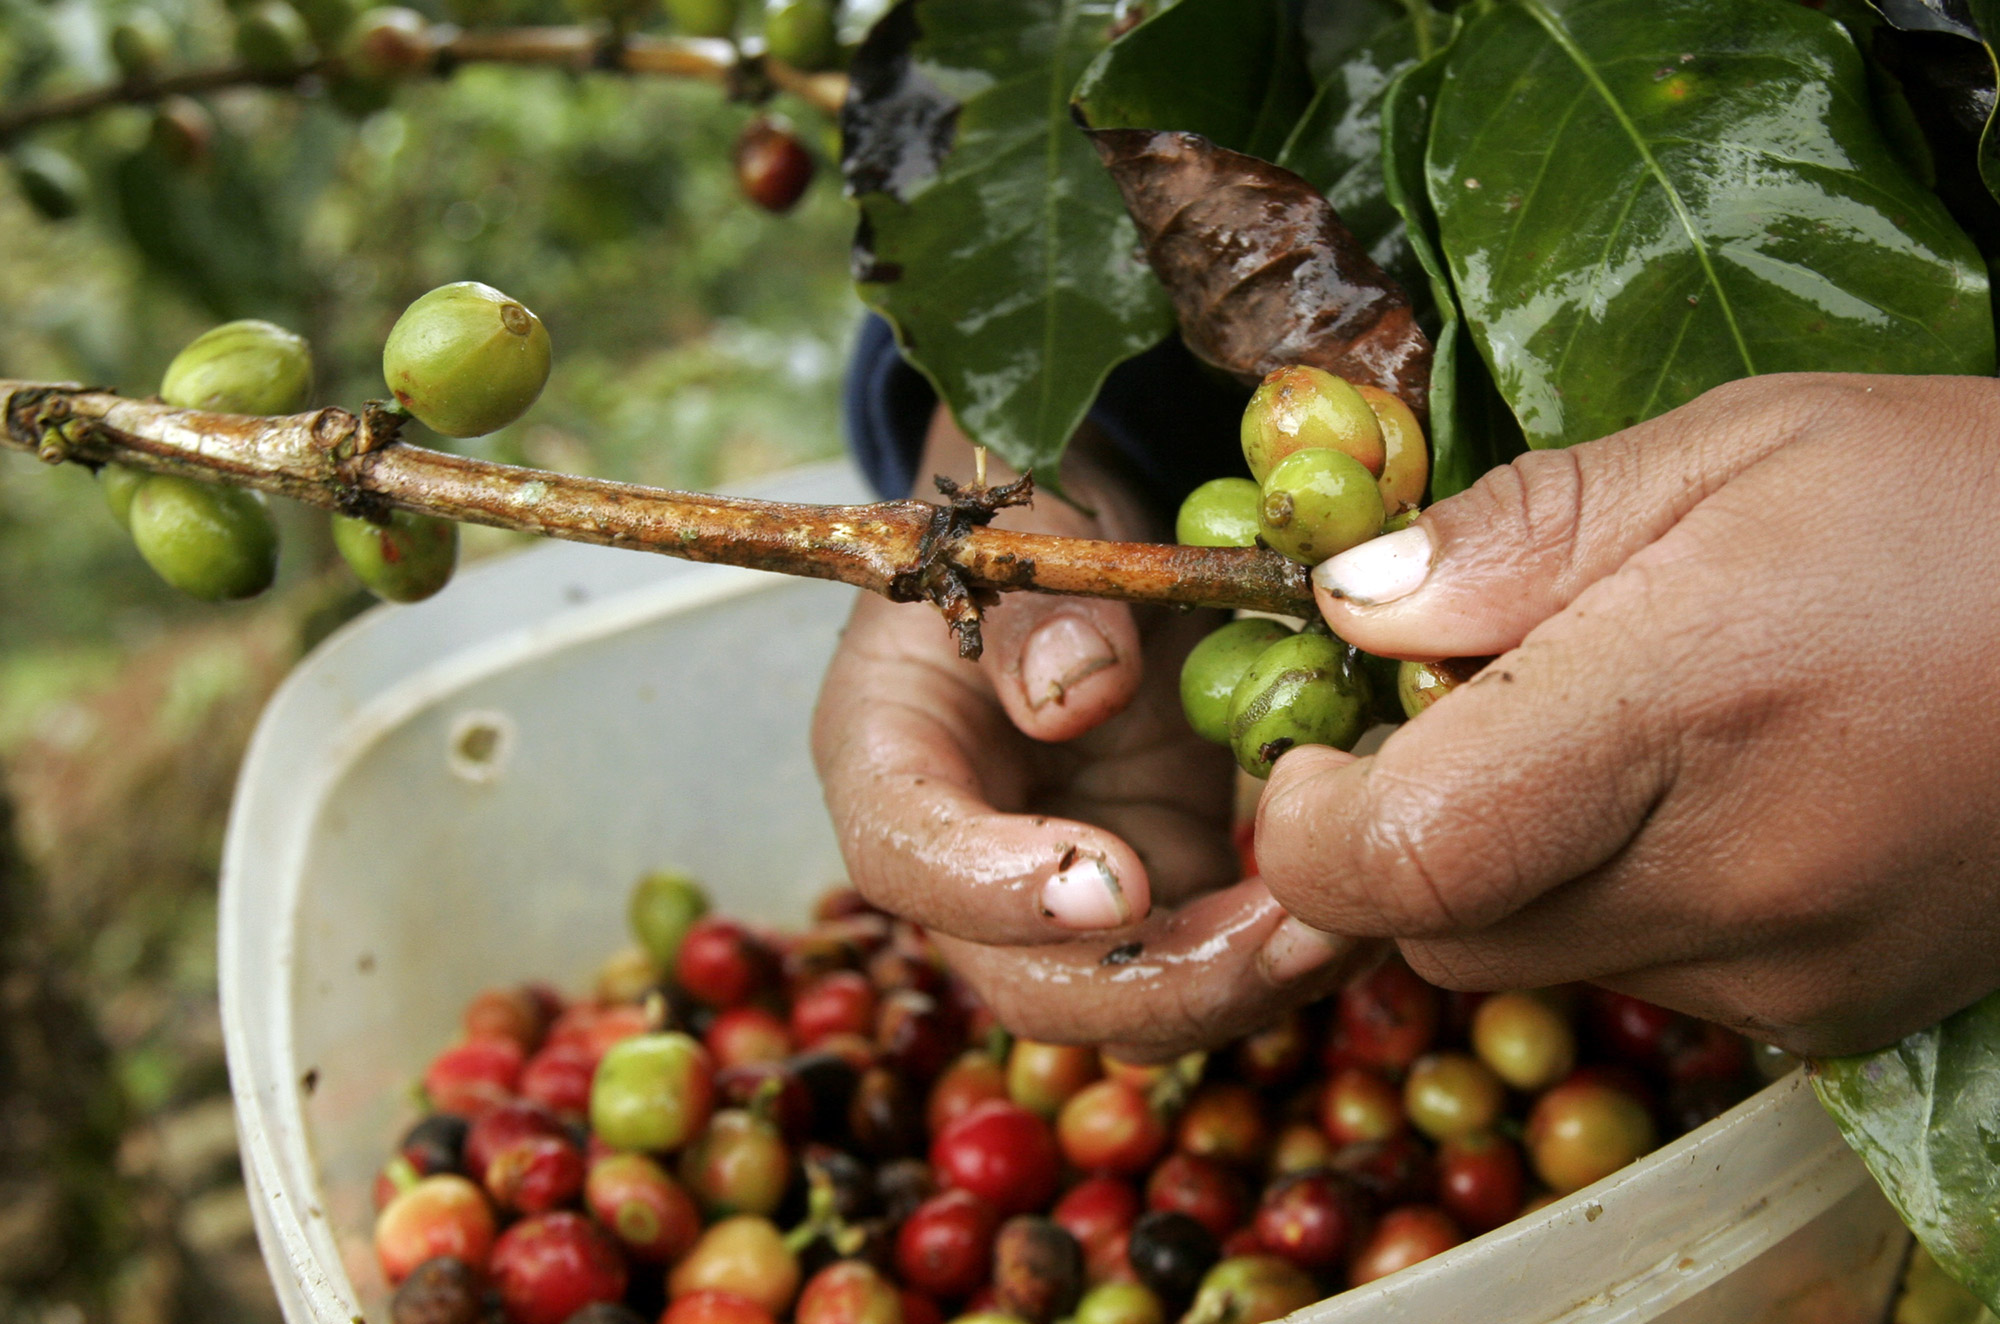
(110, 11), (173, 81)
(293, 0), (359, 43)
(762, 0), (837, 70)
(630, 871), (710, 969)
(666, 0), (737, 37)
(332, 509), (458, 603)
(101, 464), (147, 529)
(1184, 1257), (1319, 1324)
(1396, 656), (1486, 720)
(129, 474), (279, 601)
(1179, 618), (1291, 745)
(234, 1), (316, 73)
(1174, 477), (1260, 548)
(1226, 630), (1370, 779)
(161, 320), (314, 416)
(1257, 448), (1384, 565)
(149, 96), (215, 168)
(12, 147), (86, 222)
(382, 282), (553, 438)
(327, 73), (396, 117)
(341, 7), (432, 77)
(1241, 366), (1384, 483)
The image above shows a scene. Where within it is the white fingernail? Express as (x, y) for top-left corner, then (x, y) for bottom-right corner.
(1313, 524), (1434, 606)
(1041, 854), (1130, 929)
(1258, 916), (1349, 984)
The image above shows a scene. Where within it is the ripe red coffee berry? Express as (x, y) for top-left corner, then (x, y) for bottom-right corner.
(1329, 1133), (1435, 1208)
(375, 1174), (498, 1284)
(660, 1292), (778, 1324)
(676, 918), (776, 1008)
(1436, 1131), (1526, 1234)
(1347, 1207), (1462, 1287)
(1174, 1084), (1268, 1168)
(1007, 1041), (1101, 1119)
(706, 1005), (793, 1068)
(896, 1188), (1001, 1298)
(464, 1100), (566, 1183)
(1586, 990), (1681, 1068)
(465, 986), (550, 1052)
(792, 970), (878, 1047)
(796, 1260), (904, 1324)
(927, 1051), (1009, 1137)
(485, 1133), (585, 1215)
(931, 1099), (1061, 1217)
(734, 117), (815, 214)
(586, 1152), (701, 1263)
(679, 1109), (791, 1217)
(1333, 961), (1441, 1075)
(490, 1212), (628, 1324)
(1320, 1067), (1405, 1146)
(1232, 1012), (1308, 1089)
(897, 1291), (943, 1324)
(520, 1043), (596, 1120)
(1251, 1171), (1363, 1274)
(875, 989), (956, 1082)
(424, 1037), (524, 1117)
(1144, 1154), (1247, 1243)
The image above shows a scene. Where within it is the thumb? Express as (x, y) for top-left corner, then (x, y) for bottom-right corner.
(979, 593), (1144, 741)
(1309, 377), (1809, 659)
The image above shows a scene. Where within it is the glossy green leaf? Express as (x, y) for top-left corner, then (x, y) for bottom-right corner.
(846, 1), (1174, 483)
(1377, 27), (1524, 499)
(1428, 0), (1994, 452)
(1073, 0), (1313, 162)
(1813, 990), (2000, 1313)
(1279, 14), (1433, 327)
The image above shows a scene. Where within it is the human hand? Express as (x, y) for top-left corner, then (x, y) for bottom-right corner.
(812, 408), (1375, 1055)
(1258, 373), (2000, 1057)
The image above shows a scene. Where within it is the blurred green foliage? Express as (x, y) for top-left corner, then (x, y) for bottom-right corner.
(0, 0), (860, 745)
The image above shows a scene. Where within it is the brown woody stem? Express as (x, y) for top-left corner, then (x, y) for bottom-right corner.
(0, 26), (846, 143)
(0, 382), (1316, 655)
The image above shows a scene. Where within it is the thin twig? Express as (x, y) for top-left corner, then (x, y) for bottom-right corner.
(0, 382), (1316, 655)
(0, 26), (847, 143)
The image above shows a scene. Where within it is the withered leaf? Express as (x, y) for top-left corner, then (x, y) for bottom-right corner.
(1087, 127), (1433, 415)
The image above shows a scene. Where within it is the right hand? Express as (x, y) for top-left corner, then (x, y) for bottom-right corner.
(811, 408), (1378, 1056)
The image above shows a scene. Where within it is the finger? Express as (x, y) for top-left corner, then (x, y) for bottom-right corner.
(1310, 375), (1826, 659)
(934, 881), (1384, 1056)
(812, 594), (1153, 941)
(979, 593), (1145, 742)
(1254, 577), (1677, 940)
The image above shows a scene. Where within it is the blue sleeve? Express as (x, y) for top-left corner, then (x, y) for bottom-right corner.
(841, 313), (1250, 507)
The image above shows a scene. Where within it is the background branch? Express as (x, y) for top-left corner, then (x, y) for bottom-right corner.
(0, 382), (1318, 641)
(0, 26), (848, 144)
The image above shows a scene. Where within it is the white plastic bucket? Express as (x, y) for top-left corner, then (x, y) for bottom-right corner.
(219, 461), (1908, 1324)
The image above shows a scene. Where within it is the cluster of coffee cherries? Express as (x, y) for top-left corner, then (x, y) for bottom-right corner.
(7, 0), (834, 225)
(370, 871), (1780, 1324)
(1172, 367), (1466, 777)
(86, 280), (551, 605)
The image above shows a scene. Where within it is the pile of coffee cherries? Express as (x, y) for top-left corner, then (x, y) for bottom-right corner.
(1172, 366), (1478, 778)
(371, 871), (1782, 1324)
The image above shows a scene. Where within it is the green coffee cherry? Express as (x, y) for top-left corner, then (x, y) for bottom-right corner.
(1240, 365), (1384, 483)
(1257, 448), (1384, 565)
(1074, 1283), (1165, 1324)
(382, 281), (553, 438)
(234, 1), (316, 73)
(110, 11), (173, 81)
(630, 871), (711, 969)
(161, 320), (314, 416)
(100, 464), (147, 529)
(1179, 618), (1292, 745)
(341, 7), (433, 77)
(328, 73), (396, 117)
(1396, 656), (1487, 720)
(149, 97), (215, 168)
(1175, 477), (1261, 549)
(666, 0), (737, 36)
(1355, 383), (1428, 518)
(762, 0), (837, 69)
(293, 0), (359, 43)
(12, 147), (86, 222)
(332, 509), (458, 603)
(1183, 1257), (1320, 1324)
(1226, 630), (1370, 779)
(129, 474), (279, 601)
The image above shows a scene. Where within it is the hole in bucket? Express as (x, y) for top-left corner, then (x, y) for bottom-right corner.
(447, 710), (516, 784)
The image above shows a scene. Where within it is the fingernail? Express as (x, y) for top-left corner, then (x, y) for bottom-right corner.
(1021, 615), (1117, 710)
(1041, 853), (1131, 929)
(1313, 524), (1433, 606)
(1258, 916), (1349, 984)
